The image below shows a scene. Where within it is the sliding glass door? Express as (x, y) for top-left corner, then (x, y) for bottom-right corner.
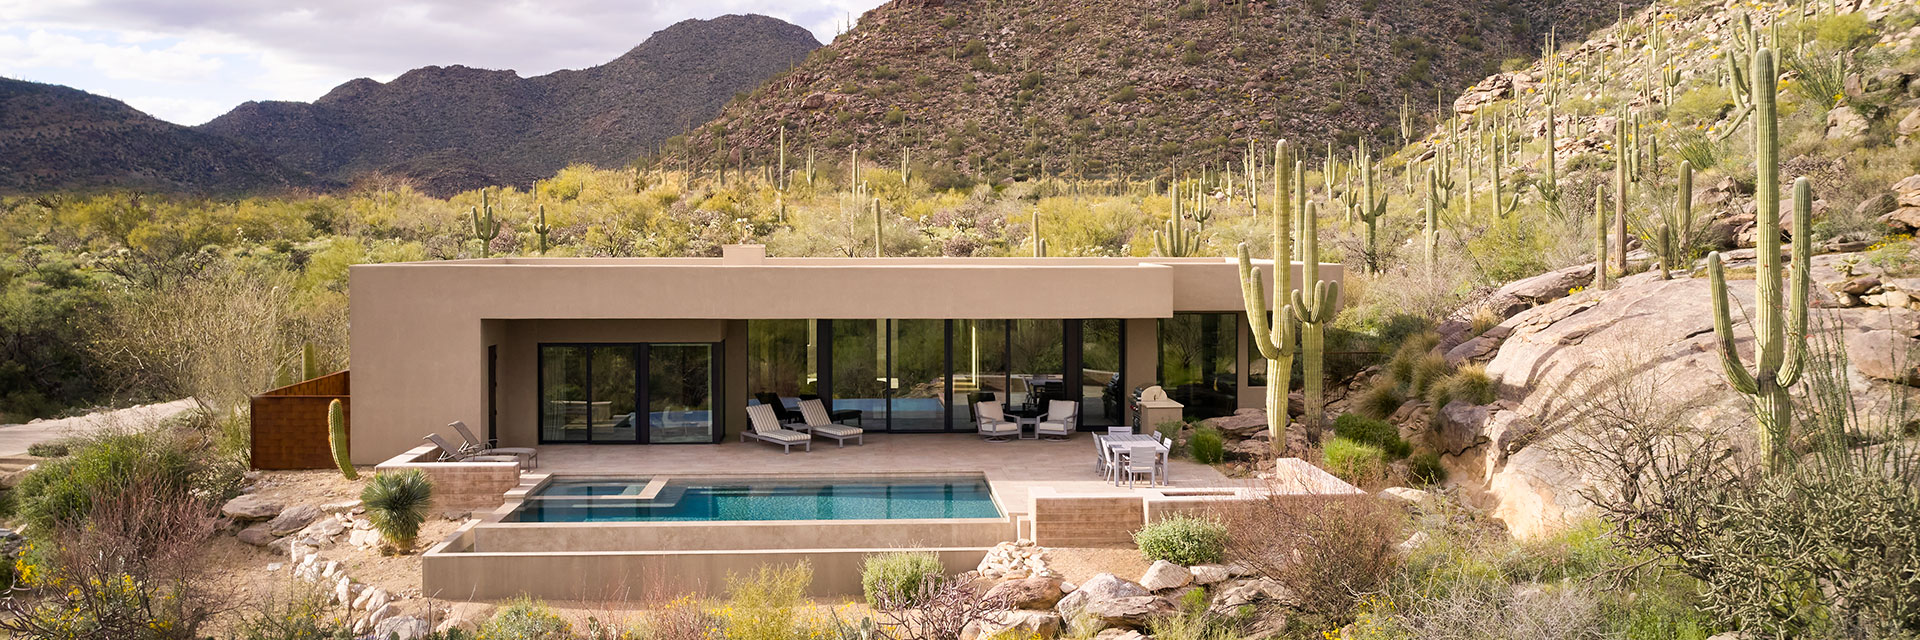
(539, 343), (720, 444)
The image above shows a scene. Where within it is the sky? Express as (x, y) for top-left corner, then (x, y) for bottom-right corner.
(0, 0), (887, 126)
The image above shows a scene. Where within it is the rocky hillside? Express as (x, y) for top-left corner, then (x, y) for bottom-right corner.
(198, 14), (820, 196)
(683, 0), (1643, 181)
(0, 79), (308, 194)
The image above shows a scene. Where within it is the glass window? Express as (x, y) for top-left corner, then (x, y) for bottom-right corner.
(747, 320), (817, 412)
(891, 319), (948, 431)
(648, 344), (714, 443)
(833, 320), (889, 428)
(1158, 313), (1239, 419)
(591, 347), (638, 443)
(1081, 319), (1125, 427)
(951, 320), (1007, 429)
(540, 346), (589, 443)
(1010, 320), (1065, 413)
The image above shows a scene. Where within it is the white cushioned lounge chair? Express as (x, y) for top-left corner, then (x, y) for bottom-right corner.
(1036, 400), (1077, 440)
(797, 399), (864, 447)
(975, 401), (1020, 442)
(743, 404), (812, 453)
(424, 433), (527, 468)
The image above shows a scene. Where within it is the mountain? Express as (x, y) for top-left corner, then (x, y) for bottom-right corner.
(0, 78), (306, 194)
(199, 14), (821, 196)
(684, 0), (1638, 181)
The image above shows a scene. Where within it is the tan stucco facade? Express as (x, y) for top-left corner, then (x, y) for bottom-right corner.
(348, 247), (1341, 463)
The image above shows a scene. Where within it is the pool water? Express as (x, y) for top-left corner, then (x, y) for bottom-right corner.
(505, 476), (1001, 522)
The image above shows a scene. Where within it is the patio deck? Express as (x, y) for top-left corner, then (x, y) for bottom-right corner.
(532, 432), (1249, 515)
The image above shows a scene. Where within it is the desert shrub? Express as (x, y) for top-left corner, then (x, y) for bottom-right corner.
(1428, 365), (1496, 410)
(478, 598), (572, 640)
(1812, 12), (1874, 49)
(0, 479), (218, 639)
(721, 562), (813, 640)
(861, 551), (945, 608)
(1155, 420), (1186, 456)
(1407, 353), (1453, 398)
(1671, 129), (1719, 172)
(1133, 514), (1228, 565)
(873, 574), (1002, 640)
(12, 430), (197, 533)
(638, 595), (719, 640)
(1408, 451), (1447, 486)
(1324, 437), (1389, 485)
(232, 582), (352, 640)
(1355, 382), (1406, 421)
(24, 440), (69, 458)
(1148, 587), (1244, 640)
(1333, 413), (1411, 459)
(1189, 426), (1225, 464)
(361, 469), (434, 552)
(1224, 494), (1404, 618)
(1667, 86), (1731, 126)
(1383, 333), (1441, 388)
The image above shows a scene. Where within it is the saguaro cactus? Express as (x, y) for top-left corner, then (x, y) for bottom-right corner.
(328, 399), (356, 480)
(1351, 141), (1388, 272)
(1239, 139), (1299, 446)
(531, 204), (551, 255)
(1291, 199), (1338, 442)
(301, 342), (320, 381)
(1658, 161), (1695, 278)
(1707, 48), (1809, 472)
(1154, 217), (1197, 257)
(1424, 167), (1442, 266)
(1612, 118), (1631, 274)
(469, 190), (502, 258)
(1594, 184), (1610, 291)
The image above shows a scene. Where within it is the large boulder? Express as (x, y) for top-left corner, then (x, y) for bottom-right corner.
(984, 576), (1066, 610)
(1478, 263), (1596, 319)
(237, 523), (279, 547)
(1458, 252), (1916, 538)
(266, 505), (323, 536)
(221, 494), (283, 522)
(1072, 596), (1177, 632)
(1826, 105), (1870, 141)
(1203, 409), (1270, 437)
(1055, 573), (1150, 623)
(1137, 560), (1192, 591)
(374, 616), (430, 640)
(963, 610), (1063, 640)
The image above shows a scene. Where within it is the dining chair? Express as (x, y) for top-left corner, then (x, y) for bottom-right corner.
(1107, 426), (1132, 436)
(1121, 444), (1158, 488)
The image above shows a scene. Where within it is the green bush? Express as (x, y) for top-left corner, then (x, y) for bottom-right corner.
(1189, 427), (1225, 464)
(13, 431), (197, 533)
(860, 550), (945, 607)
(1408, 451), (1447, 486)
(1812, 12), (1874, 49)
(361, 469), (434, 551)
(1384, 333), (1441, 389)
(1668, 86), (1732, 126)
(1407, 353), (1453, 398)
(1333, 413), (1411, 459)
(24, 440), (69, 458)
(1355, 383), (1406, 421)
(1323, 437), (1388, 485)
(1429, 365), (1497, 410)
(722, 562), (814, 640)
(478, 598), (572, 640)
(1133, 514), (1228, 565)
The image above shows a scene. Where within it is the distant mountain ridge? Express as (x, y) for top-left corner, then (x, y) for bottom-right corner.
(0, 78), (306, 194)
(198, 14), (822, 195)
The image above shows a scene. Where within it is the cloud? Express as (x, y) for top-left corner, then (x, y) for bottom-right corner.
(0, 0), (884, 125)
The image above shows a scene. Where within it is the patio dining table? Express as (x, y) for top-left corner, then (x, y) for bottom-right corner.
(1096, 433), (1172, 484)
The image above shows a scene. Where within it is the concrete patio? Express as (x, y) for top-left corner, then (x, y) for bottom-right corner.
(532, 432), (1249, 515)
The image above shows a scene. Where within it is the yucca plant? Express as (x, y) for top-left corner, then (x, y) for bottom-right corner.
(361, 469), (434, 552)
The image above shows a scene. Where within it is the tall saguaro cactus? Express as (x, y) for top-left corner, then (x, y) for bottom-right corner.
(1612, 118), (1631, 275)
(469, 189), (502, 258)
(1239, 140), (1299, 446)
(328, 399), (356, 480)
(1424, 167), (1442, 266)
(1291, 200), (1338, 442)
(531, 204), (551, 255)
(1351, 141), (1388, 273)
(1708, 48), (1809, 472)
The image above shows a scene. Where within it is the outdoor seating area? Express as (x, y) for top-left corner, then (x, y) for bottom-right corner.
(1093, 427), (1172, 487)
(424, 421), (539, 469)
(742, 400), (866, 453)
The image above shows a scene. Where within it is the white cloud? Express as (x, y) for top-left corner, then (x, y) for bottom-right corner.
(0, 0), (885, 125)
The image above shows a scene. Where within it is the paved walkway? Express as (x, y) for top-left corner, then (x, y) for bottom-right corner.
(534, 432), (1251, 515)
(0, 399), (198, 457)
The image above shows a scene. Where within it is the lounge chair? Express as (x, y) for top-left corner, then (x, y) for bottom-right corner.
(1036, 400), (1077, 440)
(754, 393), (804, 426)
(423, 433), (526, 468)
(741, 404), (811, 453)
(975, 401), (1019, 442)
(448, 421), (538, 468)
(798, 393), (862, 426)
(796, 399), (864, 447)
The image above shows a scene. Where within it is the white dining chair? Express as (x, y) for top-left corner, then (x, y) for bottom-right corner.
(1121, 444), (1158, 487)
(1107, 426), (1132, 436)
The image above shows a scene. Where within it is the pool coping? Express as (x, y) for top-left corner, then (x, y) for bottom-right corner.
(480, 470), (1014, 526)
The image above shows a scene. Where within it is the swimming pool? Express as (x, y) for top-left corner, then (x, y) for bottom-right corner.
(504, 475), (1002, 522)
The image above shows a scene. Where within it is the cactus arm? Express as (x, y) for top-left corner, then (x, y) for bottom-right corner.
(1707, 253), (1761, 396)
(1776, 177), (1813, 388)
(1594, 184), (1610, 290)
